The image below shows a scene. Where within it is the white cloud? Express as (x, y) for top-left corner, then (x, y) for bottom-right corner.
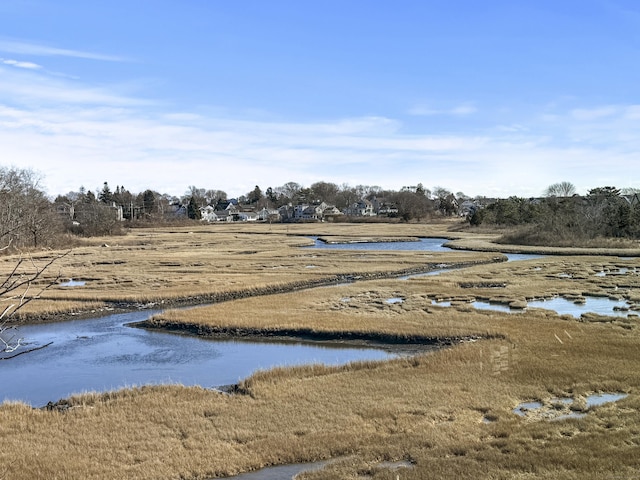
(625, 105), (640, 119)
(1, 58), (42, 69)
(408, 103), (477, 116)
(0, 66), (151, 107)
(450, 105), (477, 116)
(4, 98), (636, 200)
(0, 39), (127, 62)
(570, 106), (618, 121)
(496, 124), (529, 132)
(1, 63), (639, 200)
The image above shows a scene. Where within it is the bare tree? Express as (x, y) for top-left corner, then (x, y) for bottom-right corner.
(275, 182), (303, 204)
(0, 167), (55, 249)
(545, 181), (576, 197)
(1, 250), (68, 360)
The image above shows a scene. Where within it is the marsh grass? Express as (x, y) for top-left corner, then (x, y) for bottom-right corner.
(1, 223), (640, 479)
(0, 224), (496, 321)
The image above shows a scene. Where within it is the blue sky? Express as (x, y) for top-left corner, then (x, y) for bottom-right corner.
(1, 0), (639, 199)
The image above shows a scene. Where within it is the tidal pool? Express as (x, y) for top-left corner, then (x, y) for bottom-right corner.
(59, 279), (86, 287)
(513, 393), (628, 421)
(222, 460), (330, 480)
(586, 393), (627, 407)
(0, 311), (393, 407)
(385, 297), (404, 304)
(221, 458), (413, 480)
(432, 296), (634, 318)
(513, 401), (544, 416)
(527, 296), (633, 318)
(595, 267), (637, 277)
(504, 253), (545, 262)
(471, 301), (519, 313)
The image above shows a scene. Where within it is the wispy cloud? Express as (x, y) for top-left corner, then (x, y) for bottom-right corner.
(3, 98), (635, 199)
(1, 61), (639, 199)
(0, 65), (151, 106)
(570, 106), (618, 121)
(0, 39), (128, 62)
(496, 124), (529, 133)
(1, 58), (42, 69)
(408, 103), (477, 116)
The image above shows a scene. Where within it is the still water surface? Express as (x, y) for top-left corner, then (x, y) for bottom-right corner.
(0, 311), (391, 407)
(307, 237), (544, 263)
(307, 236), (454, 252)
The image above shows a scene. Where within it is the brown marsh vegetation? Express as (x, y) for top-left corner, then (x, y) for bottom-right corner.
(1, 222), (640, 479)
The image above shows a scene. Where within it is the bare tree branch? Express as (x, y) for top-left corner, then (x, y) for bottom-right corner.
(1, 250), (70, 358)
(0, 341), (53, 360)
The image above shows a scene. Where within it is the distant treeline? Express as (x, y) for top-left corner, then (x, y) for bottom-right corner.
(2, 166), (640, 250)
(471, 186), (640, 245)
(0, 167), (461, 249)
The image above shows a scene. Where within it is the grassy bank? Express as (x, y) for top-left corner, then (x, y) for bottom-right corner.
(1, 222), (639, 479)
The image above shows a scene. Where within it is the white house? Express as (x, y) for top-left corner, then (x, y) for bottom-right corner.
(344, 200), (376, 216)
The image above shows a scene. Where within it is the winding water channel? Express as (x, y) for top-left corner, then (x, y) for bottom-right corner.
(0, 237), (559, 407)
(0, 311), (393, 407)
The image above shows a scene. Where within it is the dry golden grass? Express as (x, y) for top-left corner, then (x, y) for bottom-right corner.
(1, 222), (640, 479)
(0, 222), (497, 320)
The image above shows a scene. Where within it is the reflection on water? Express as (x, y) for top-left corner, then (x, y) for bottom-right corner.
(472, 302), (518, 313)
(223, 460), (330, 480)
(306, 237), (455, 252)
(586, 393), (627, 407)
(513, 393), (627, 421)
(504, 253), (545, 262)
(59, 279), (86, 287)
(385, 297), (403, 304)
(527, 296), (632, 318)
(0, 311), (392, 407)
(595, 267), (637, 277)
(513, 401), (543, 416)
(432, 296), (634, 318)
(308, 236), (546, 260)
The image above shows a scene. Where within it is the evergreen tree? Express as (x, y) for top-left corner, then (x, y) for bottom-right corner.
(187, 196), (201, 220)
(98, 182), (113, 204)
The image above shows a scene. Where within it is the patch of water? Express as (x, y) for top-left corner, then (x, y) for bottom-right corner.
(527, 296), (632, 318)
(513, 401), (543, 416)
(399, 265), (459, 280)
(594, 268), (636, 277)
(59, 279), (86, 287)
(586, 393), (628, 407)
(386, 297), (403, 304)
(306, 236), (455, 252)
(0, 311), (394, 407)
(431, 300), (452, 307)
(472, 301), (519, 314)
(504, 253), (545, 262)
(513, 393), (627, 420)
(222, 458), (413, 480)
(434, 296), (633, 318)
(307, 238), (546, 264)
(221, 460), (330, 480)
